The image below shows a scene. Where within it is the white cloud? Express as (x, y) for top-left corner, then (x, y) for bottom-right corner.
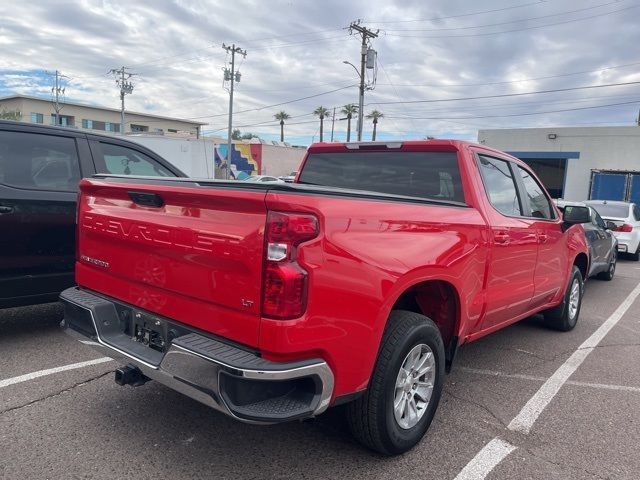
(1, 0), (639, 143)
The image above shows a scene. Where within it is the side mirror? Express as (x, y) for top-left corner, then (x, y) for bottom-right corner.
(563, 205), (590, 225)
(605, 220), (617, 230)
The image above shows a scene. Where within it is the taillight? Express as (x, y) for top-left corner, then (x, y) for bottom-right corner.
(614, 223), (633, 233)
(262, 211), (319, 319)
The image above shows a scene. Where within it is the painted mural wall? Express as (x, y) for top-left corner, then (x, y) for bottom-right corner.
(214, 143), (262, 179)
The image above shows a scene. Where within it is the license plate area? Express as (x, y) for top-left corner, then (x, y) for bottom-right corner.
(132, 311), (168, 353)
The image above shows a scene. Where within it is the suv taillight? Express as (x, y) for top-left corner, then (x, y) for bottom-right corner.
(614, 223), (633, 233)
(262, 211), (319, 319)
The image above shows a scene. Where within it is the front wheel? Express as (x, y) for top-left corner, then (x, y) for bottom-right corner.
(346, 310), (445, 455)
(543, 266), (583, 331)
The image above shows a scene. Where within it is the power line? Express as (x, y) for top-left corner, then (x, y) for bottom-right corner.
(364, 0), (553, 24)
(384, 4), (639, 38)
(384, 99), (640, 120)
(373, 60), (640, 88)
(138, 84), (357, 123)
(367, 80), (640, 106)
(382, 0), (624, 32)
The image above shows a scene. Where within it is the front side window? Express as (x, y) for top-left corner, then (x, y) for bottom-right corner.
(517, 166), (555, 219)
(0, 131), (81, 191)
(592, 209), (606, 229)
(477, 155), (522, 216)
(93, 142), (174, 177)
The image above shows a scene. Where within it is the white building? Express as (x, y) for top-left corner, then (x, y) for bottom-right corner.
(0, 94), (206, 136)
(478, 126), (640, 202)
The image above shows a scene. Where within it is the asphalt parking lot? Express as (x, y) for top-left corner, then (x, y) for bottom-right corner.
(1, 260), (639, 480)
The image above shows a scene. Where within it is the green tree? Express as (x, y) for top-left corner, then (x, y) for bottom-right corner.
(231, 129), (260, 141)
(274, 111), (290, 142)
(313, 106), (330, 142)
(0, 107), (21, 121)
(341, 104), (358, 142)
(366, 110), (384, 141)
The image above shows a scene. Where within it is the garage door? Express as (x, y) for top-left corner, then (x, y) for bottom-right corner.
(590, 173), (627, 201)
(630, 174), (640, 204)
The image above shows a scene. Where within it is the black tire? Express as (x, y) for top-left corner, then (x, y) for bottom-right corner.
(631, 247), (640, 262)
(346, 310), (445, 455)
(597, 250), (616, 281)
(543, 266), (583, 331)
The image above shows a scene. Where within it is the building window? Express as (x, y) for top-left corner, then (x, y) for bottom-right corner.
(81, 119), (93, 129)
(51, 114), (74, 127)
(168, 129), (178, 133)
(130, 124), (149, 132)
(30, 112), (43, 124)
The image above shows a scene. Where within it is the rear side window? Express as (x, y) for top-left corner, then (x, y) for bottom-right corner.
(477, 155), (522, 216)
(0, 130), (81, 192)
(297, 151), (464, 202)
(634, 205), (640, 221)
(517, 166), (555, 219)
(92, 142), (174, 177)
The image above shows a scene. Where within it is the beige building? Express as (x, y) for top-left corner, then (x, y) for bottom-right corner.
(0, 94), (206, 136)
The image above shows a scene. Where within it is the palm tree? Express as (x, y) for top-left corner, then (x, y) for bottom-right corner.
(366, 110), (384, 141)
(341, 104), (358, 142)
(313, 106), (330, 142)
(274, 111), (290, 142)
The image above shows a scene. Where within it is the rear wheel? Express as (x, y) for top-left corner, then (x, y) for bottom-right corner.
(630, 246), (640, 261)
(543, 266), (583, 331)
(346, 310), (445, 455)
(597, 250), (616, 281)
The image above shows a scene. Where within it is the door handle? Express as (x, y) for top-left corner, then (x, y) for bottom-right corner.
(538, 232), (548, 243)
(0, 205), (14, 214)
(494, 232), (510, 244)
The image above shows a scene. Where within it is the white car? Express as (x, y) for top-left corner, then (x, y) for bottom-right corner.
(243, 175), (285, 183)
(585, 200), (640, 260)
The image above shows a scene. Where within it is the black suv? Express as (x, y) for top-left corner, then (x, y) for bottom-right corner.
(0, 121), (185, 308)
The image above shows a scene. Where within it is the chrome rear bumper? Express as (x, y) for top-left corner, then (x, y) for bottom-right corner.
(60, 287), (334, 424)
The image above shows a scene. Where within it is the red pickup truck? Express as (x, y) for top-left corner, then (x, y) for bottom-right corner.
(61, 140), (590, 454)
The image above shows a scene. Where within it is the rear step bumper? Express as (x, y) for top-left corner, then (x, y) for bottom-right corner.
(59, 287), (334, 424)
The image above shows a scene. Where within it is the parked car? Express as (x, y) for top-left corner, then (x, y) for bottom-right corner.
(0, 120), (185, 309)
(278, 171), (297, 182)
(585, 200), (640, 260)
(556, 200), (617, 279)
(243, 175), (285, 183)
(61, 140), (590, 455)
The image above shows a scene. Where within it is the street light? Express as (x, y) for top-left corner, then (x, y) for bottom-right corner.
(343, 61), (363, 141)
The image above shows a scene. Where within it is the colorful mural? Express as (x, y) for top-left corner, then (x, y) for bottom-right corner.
(214, 144), (262, 179)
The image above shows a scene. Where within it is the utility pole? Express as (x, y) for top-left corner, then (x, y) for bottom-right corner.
(222, 43), (247, 180)
(109, 66), (135, 135)
(330, 107), (336, 142)
(348, 20), (378, 141)
(46, 70), (67, 126)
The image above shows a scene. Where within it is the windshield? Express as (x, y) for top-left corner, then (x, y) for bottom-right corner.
(298, 151), (464, 203)
(588, 203), (629, 219)
(244, 176), (259, 182)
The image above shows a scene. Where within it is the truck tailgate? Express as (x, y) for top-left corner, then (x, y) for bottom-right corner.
(76, 178), (267, 347)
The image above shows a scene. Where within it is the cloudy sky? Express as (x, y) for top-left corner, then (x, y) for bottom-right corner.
(1, 0), (639, 144)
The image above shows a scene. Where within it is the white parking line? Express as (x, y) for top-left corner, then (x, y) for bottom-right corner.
(456, 280), (640, 479)
(0, 357), (113, 389)
(508, 280), (640, 434)
(461, 367), (640, 393)
(453, 438), (517, 480)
